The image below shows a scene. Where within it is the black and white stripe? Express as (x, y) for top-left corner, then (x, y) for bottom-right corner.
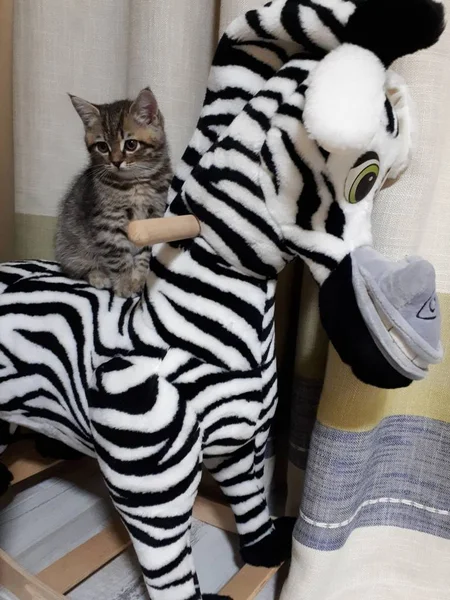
(0, 1), (404, 598)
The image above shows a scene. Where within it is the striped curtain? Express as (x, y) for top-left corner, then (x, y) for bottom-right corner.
(0, 0), (14, 261)
(282, 1), (450, 597)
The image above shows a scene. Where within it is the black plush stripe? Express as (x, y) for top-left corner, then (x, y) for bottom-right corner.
(244, 104), (271, 132)
(246, 9), (276, 39)
(202, 164), (263, 200)
(281, 1), (324, 55)
(323, 174), (345, 239)
(185, 194), (277, 278)
(385, 97), (396, 135)
(163, 293), (258, 368)
(309, 2), (346, 41)
(286, 240), (339, 271)
(150, 252), (264, 326)
(260, 143), (280, 195)
(214, 44), (277, 81)
(280, 131), (321, 230)
(192, 168), (285, 252)
(204, 86), (253, 106)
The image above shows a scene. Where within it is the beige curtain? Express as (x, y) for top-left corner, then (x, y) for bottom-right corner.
(13, 0), (215, 257)
(285, 2), (450, 517)
(10, 0), (269, 259)
(282, 3), (450, 597)
(0, 0), (14, 261)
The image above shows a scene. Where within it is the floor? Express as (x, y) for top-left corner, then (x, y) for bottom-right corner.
(0, 460), (287, 600)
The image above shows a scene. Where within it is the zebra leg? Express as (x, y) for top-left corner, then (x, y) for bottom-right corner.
(90, 360), (231, 599)
(204, 433), (295, 568)
(34, 434), (84, 460)
(94, 455), (235, 600)
(0, 421), (15, 495)
(0, 462), (13, 495)
(92, 441), (204, 599)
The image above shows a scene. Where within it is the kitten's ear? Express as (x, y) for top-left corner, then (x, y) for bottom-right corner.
(69, 94), (100, 128)
(130, 88), (158, 126)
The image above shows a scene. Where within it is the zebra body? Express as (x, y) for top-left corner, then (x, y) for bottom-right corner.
(0, 0), (445, 598)
(0, 247), (278, 599)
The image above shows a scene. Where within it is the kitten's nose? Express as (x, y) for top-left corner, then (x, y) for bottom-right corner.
(112, 160), (122, 169)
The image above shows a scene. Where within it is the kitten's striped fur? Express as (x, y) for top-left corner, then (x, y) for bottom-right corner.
(55, 88), (172, 297)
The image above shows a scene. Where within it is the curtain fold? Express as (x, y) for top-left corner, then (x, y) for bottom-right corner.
(127, 0), (218, 164)
(12, 0), (222, 258)
(285, 269), (327, 517)
(218, 0), (262, 33)
(0, 0), (14, 261)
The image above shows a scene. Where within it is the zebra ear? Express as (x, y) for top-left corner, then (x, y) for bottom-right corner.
(303, 44), (387, 154)
(384, 70), (416, 180)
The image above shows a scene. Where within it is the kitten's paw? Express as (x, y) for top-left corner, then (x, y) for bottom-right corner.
(113, 271), (146, 298)
(131, 270), (148, 293)
(88, 270), (111, 290)
(113, 276), (139, 298)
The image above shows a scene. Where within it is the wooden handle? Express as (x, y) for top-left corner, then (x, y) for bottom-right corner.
(128, 215), (201, 247)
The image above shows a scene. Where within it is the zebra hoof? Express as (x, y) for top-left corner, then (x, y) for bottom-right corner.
(0, 462), (13, 495)
(240, 516), (295, 567)
(34, 435), (83, 460)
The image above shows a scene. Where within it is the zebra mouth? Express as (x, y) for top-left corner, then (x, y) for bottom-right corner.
(319, 254), (412, 389)
(318, 246), (443, 389)
(373, 305), (430, 374)
(351, 246), (443, 382)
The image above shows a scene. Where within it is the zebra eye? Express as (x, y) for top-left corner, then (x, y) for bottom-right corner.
(345, 153), (380, 204)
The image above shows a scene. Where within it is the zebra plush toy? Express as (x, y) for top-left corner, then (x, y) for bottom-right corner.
(0, 0), (445, 598)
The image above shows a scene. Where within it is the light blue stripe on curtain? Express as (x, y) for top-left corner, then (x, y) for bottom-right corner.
(296, 415), (450, 551)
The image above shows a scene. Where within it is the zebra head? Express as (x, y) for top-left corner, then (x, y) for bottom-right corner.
(171, 0), (445, 389)
(266, 41), (443, 389)
(270, 44), (416, 285)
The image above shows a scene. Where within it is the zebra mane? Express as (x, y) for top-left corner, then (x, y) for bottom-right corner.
(168, 0), (444, 215)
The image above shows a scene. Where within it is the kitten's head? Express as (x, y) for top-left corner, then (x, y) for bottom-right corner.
(69, 88), (167, 179)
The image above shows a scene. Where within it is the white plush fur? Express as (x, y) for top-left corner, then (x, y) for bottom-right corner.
(303, 44), (387, 153)
(385, 70), (416, 180)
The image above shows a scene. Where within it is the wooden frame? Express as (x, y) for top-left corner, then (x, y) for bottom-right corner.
(0, 442), (282, 600)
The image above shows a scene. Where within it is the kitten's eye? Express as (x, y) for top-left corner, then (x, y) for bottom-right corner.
(96, 142), (109, 154)
(124, 139), (139, 152)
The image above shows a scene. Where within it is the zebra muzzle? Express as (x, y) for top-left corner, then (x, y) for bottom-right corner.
(319, 247), (443, 389)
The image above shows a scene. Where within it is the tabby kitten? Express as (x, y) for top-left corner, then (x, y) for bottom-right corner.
(55, 87), (172, 297)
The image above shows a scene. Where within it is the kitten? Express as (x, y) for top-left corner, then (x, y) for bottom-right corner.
(55, 87), (172, 297)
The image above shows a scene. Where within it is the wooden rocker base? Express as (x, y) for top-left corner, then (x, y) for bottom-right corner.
(0, 442), (283, 600)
